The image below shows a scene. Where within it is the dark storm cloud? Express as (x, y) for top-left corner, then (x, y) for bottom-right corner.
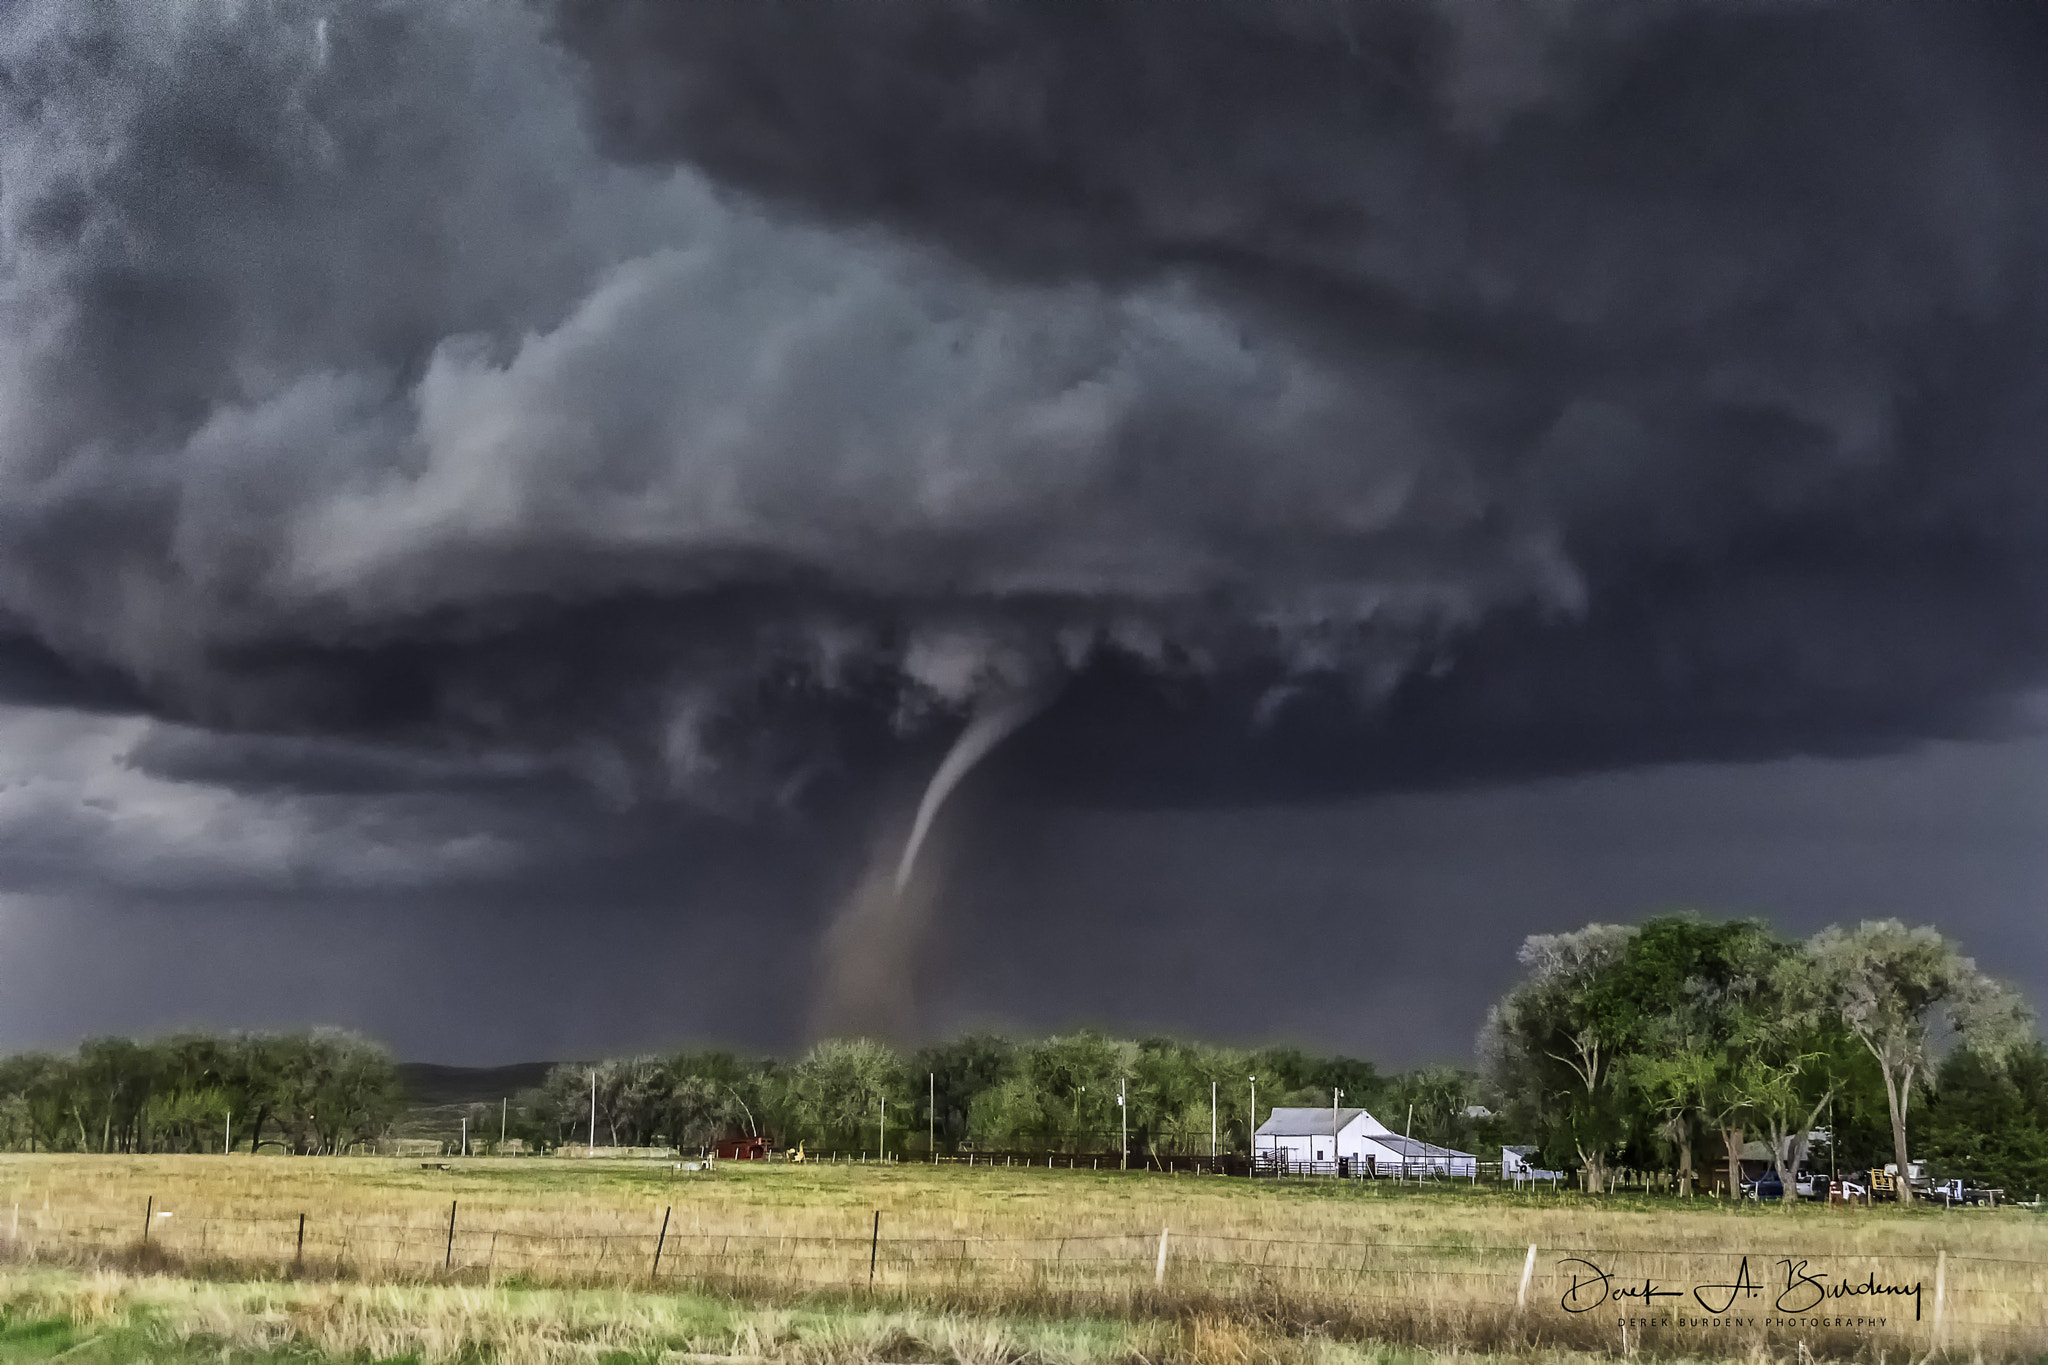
(0, 0), (2043, 821)
(551, 0), (2048, 797)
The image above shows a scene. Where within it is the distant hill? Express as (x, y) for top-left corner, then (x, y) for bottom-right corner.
(397, 1062), (555, 1109)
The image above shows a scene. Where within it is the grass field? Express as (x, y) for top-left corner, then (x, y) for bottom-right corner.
(1, 1155), (2043, 1362)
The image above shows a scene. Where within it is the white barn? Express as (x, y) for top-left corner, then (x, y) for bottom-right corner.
(1502, 1145), (1564, 1182)
(1254, 1107), (1478, 1178)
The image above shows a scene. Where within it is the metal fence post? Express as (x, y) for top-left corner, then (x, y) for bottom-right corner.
(868, 1210), (881, 1289)
(295, 1213), (305, 1266)
(445, 1201), (457, 1271)
(652, 1207), (670, 1281)
(1155, 1226), (1170, 1285)
(141, 1196), (153, 1244)
(1517, 1244), (1537, 1311)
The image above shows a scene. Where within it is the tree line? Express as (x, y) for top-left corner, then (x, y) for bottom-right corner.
(0, 1029), (401, 1155)
(0, 917), (2036, 1201)
(510, 1032), (1482, 1163)
(510, 917), (2042, 1201)
(1483, 916), (2039, 1203)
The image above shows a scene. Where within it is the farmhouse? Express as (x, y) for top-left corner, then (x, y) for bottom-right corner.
(1254, 1106), (1478, 1177)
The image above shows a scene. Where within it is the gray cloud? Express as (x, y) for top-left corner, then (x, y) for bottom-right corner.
(0, 0), (2042, 828)
(0, 705), (551, 896)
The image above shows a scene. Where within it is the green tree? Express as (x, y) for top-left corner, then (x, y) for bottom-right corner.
(965, 1072), (1050, 1147)
(1023, 1032), (1127, 1152)
(1482, 924), (1638, 1192)
(1729, 952), (1860, 1208)
(657, 1052), (763, 1152)
(1918, 1042), (2048, 1198)
(526, 1064), (600, 1149)
(784, 1039), (908, 1150)
(1600, 917), (1782, 1196)
(0, 1054), (74, 1152)
(1809, 921), (2032, 1203)
(304, 1031), (402, 1152)
(1382, 1067), (1482, 1150)
(910, 1033), (1016, 1154)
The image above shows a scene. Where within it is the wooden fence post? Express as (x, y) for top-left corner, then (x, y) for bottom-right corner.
(445, 1201), (457, 1271)
(652, 1207), (671, 1281)
(295, 1213), (305, 1266)
(141, 1196), (153, 1244)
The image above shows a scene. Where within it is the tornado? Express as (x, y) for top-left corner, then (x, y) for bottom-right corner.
(812, 679), (1057, 1039)
(894, 683), (1055, 893)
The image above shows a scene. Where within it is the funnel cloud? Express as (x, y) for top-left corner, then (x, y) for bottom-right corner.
(897, 681), (1058, 893)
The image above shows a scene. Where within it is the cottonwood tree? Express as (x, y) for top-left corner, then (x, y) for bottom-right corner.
(662, 1074), (747, 1152)
(1736, 952), (1866, 1208)
(529, 1063), (602, 1148)
(1809, 920), (2032, 1203)
(966, 1071), (1051, 1148)
(0, 1031), (395, 1155)
(911, 1033), (1018, 1154)
(1023, 1031), (1129, 1151)
(1482, 924), (1638, 1193)
(0, 1054), (72, 1152)
(785, 1038), (908, 1148)
(303, 1032), (403, 1153)
(1611, 917), (1780, 1196)
(1634, 1023), (1727, 1198)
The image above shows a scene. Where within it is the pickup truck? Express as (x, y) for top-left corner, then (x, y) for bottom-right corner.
(1747, 1171), (1828, 1201)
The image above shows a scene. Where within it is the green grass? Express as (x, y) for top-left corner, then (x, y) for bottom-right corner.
(0, 1311), (371, 1363)
(0, 1265), (1734, 1365)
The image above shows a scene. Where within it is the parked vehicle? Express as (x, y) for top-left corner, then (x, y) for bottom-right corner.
(1931, 1177), (2004, 1207)
(1746, 1170), (1827, 1201)
(1868, 1164), (1929, 1202)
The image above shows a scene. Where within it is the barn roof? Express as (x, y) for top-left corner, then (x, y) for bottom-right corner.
(1367, 1133), (1475, 1160)
(1254, 1106), (1378, 1137)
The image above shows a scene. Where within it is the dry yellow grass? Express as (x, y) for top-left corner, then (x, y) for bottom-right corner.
(1, 1155), (2042, 1360)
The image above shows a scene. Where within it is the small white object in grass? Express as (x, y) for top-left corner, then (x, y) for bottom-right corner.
(155, 1211), (172, 1218)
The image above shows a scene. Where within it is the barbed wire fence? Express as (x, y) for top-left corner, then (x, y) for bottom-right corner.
(5, 1199), (2046, 1358)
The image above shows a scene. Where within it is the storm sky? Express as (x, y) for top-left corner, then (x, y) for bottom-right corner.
(0, 0), (2045, 1064)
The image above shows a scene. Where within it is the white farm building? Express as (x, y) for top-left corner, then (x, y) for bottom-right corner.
(1253, 1107), (1478, 1178)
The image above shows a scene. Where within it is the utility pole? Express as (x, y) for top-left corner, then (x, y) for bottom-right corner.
(501, 1098), (507, 1151)
(1248, 1076), (1257, 1168)
(879, 1094), (886, 1161)
(225, 1113), (230, 1156)
(1404, 1102), (1414, 1183)
(928, 1073), (934, 1160)
(1333, 1088), (1345, 1168)
(1211, 1081), (1217, 1158)
(589, 1070), (597, 1152)
(1118, 1079), (1127, 1170)
(461, 1116), (467, 1158)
